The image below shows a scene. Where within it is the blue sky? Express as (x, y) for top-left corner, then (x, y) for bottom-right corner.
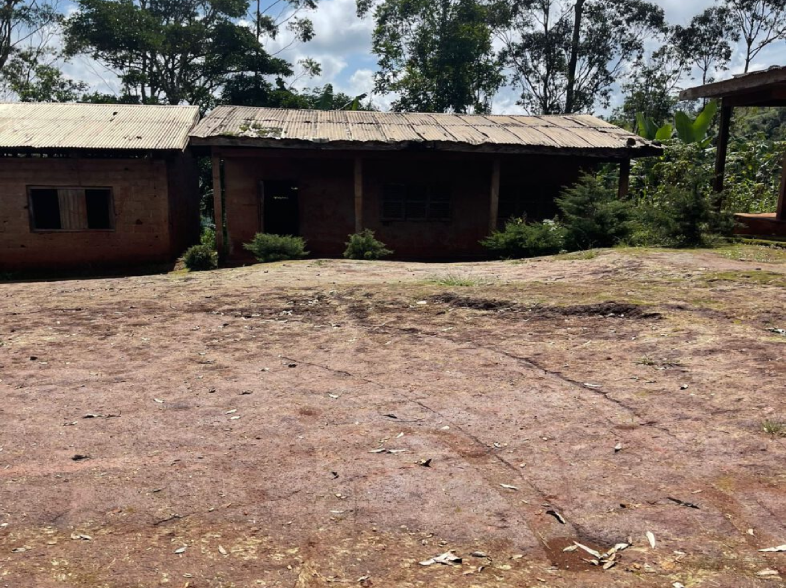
(64, 0), (785, 113)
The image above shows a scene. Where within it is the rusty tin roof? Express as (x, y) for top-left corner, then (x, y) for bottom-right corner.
(190, 106), (660, 157)
(0, 103), (200, 151)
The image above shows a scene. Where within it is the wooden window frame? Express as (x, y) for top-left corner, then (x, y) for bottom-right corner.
(28, 186), (116, 233)
(381, 183), (452, 222)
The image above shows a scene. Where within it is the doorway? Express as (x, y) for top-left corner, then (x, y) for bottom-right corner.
(260, 180), (299, 236)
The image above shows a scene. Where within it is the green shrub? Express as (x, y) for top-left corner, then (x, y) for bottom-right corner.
(343, 230), (393, 260)
(200, 226), (216, 248)
(635, 183), (735, 247)
(557, 173), (635, 250)
(183, 244), (218, 271)
(482, 218), (566, 259)
(243, 233), (308, 263)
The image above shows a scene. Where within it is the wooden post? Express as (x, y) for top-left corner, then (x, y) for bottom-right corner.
(777, 151), (786, 221)
(618, 159), (631, 199)
(212, 151), (224, 253)
(490, 159), (501, 234)
(714, 102), (733, 194)
(354, 157), (363, 234)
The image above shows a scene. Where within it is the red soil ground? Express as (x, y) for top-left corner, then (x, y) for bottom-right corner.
(0, 247), (784, 587)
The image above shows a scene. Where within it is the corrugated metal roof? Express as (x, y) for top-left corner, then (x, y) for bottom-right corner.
(190, 106), (658, 156)
(0, 103), (200, 151)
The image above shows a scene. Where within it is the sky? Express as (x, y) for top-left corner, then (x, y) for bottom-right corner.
(62, 0), (785, 113)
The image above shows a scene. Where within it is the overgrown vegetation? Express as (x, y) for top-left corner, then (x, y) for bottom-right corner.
(343, 230), (393, 260)
(484, 158), (739, 260)
(183, 244), (218, 271)
(244, 233), (308, 263)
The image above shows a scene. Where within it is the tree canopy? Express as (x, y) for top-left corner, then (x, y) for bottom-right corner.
(63, 0), (312, 109)
(357, 0), (502, 113)
(496, 0), (666, 114)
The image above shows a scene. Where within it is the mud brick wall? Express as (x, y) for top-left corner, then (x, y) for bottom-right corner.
(0, 155), (199, 271)
(219, 149), (592, 260)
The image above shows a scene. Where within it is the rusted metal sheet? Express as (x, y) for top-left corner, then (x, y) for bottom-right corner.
(313, 122), (352, 141)
(0, 103), (199, 151)
(411, 124), (458, 142)
(191, 106), (660, 156)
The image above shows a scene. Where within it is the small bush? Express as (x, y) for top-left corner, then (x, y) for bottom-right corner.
(557, 173), (635, 250)
(482, 218), (566, 259)
(635, 183), (735, 247)
(343, 230), (393, 260)
(183, 244), (218, 271)
(244, 233), (308, 263)
(200, 226), (216, 248)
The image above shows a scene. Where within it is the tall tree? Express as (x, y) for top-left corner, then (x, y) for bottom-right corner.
(3, 47), (87, 101)
(722, 0), (786, 73)
(0, 0), (60, 72)
(356, 0), (503, 113)
(673, 7), (735, 85)
(497, 0), (666, 114)
(64, 0), (319, 109)
(612, 45), (683, 129)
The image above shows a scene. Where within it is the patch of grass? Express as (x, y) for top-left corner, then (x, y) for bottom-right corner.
(716, 244), (786, 264)
(554, 249), (600, 261)
(703, 270), (786, 287)
(428, 274), (492, 287)
(762, 420), (785, 438)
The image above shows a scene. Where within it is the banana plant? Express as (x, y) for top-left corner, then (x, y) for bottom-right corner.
(636, 112), (674, 142)
(636, 100), (718, 146)
(674, 100), (718, 146)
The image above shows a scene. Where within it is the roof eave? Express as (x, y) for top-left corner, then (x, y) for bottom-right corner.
(679, 66), (786, 101)
(189, 136), (662, 159)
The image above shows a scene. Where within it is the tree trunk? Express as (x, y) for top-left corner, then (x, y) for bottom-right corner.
(564, 0), (584, 113)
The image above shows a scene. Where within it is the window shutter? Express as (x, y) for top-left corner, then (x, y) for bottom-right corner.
(58, 189), (88, 230)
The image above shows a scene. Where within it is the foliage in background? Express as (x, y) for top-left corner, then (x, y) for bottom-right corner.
(630, 142), (736, 246)
(3, 47), (87, 101)
(64, 0), (319, 110)
(183, 244), (218, 271)
(482, 218), (566, 259)
(673, 6), (734, 85)
(244, 233), (308, 263)
(721, 0), (786, 73)
(343, 230), (393, 260)
(723, 138), (786, 213)
(356, 0), (503, 113)
(495, 0), (667, 114)
(635, 100), (718, 145)
(612, 46), (682, 130)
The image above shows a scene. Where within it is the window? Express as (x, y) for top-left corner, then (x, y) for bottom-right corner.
(382, 183), (451, 221)
(29, 187), (114, 231)
(498, 184), (554, 226)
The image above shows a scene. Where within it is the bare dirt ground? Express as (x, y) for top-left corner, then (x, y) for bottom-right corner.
(1, 246), (785, 588)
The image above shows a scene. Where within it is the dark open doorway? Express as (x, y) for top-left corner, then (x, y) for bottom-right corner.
(261, 180), (299, 236)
